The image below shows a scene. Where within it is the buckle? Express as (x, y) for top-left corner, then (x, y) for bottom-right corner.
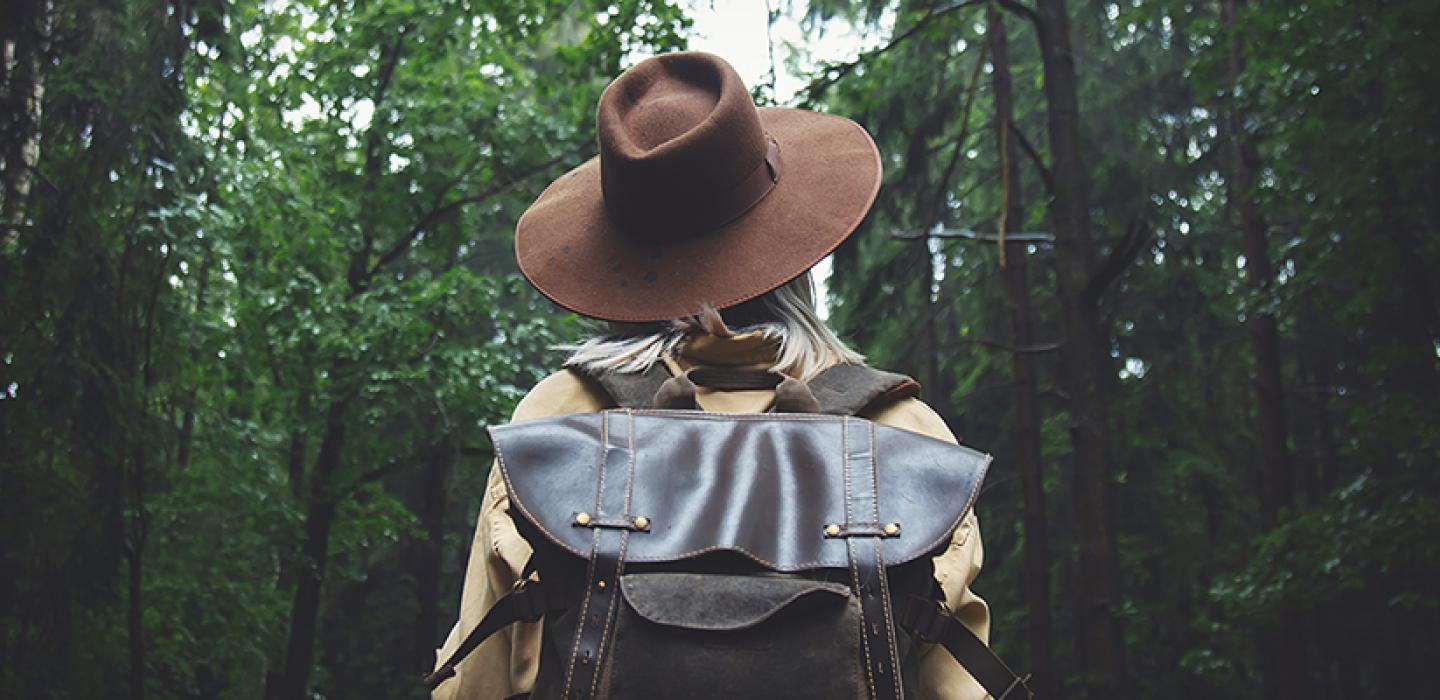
(997, 673), (1034, 699)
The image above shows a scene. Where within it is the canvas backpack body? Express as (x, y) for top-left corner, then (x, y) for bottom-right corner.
(427, 364), (1031, 700)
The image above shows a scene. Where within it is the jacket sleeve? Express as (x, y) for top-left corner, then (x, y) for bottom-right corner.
(430, 464), (542, 700)
(918, 510), (991, 700)
(432, 370), (609, 699)
(865, 398), (992, 700)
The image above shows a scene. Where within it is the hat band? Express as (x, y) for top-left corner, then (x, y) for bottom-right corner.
(697, 135), (783, 233)
(610, 135), (783, 239)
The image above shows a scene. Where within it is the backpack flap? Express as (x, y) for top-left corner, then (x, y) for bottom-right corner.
(620, 572), (850, 631)
(489, 409), (991, 572)
(604, 571), (865, 699)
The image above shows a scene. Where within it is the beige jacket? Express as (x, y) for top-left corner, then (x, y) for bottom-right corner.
(434, 332), (992, 699)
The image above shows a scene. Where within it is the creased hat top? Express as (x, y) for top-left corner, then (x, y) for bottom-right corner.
(597, 52), (780, 238)
(514, 51), (883, 323)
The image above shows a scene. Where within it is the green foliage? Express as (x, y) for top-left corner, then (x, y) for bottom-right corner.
(2, 0), (1436, 697)
(2, 0), (685, 696)
(802, 0), (1440, 697)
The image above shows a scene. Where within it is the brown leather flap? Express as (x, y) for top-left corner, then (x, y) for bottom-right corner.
(620, 573), (850, 631)
(490, 410), (990, 572)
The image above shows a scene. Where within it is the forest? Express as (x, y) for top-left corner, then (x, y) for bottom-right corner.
(2, 0), (1437, 698)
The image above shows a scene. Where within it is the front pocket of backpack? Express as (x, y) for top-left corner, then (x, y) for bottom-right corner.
(603, 572), (863, 700)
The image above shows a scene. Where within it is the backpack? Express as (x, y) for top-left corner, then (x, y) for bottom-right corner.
(426, 364), (1032, 699)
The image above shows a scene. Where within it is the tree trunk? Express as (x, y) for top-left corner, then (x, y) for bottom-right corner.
(1221, 1), (1308, 697)
(0, 0), (50, 247)
(276, 391), (352, 700)
(265, 386), (315, 698)
(177, 253), (212, 470)
(412, 441), (454, 673)
(988, 6), (1055, 697)
(127, 449), (147, 700)
(1028, 0), (1126, 693)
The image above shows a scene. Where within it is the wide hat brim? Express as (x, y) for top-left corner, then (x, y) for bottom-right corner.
(515, 107), (882, 323)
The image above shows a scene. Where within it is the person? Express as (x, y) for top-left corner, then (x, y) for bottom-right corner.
(433, 51), (994, 700)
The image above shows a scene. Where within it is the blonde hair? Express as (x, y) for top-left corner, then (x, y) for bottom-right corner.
(560, 271), (864, 380)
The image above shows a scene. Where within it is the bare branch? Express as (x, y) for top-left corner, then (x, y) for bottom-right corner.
(992, 0), (1042, 28)
(349, 31), (409, 291)
(1008, 117), (1055, 195)
(892, 227), (1055, 242)
(801, 0), (989, 105)
(955, 335), (1063, 354)
(929, 38), (991, 220)
(367, 149), (575, 277)
(1083, 219), (1152, 304)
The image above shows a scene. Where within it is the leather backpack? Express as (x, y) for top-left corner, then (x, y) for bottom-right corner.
(426, 364), (1031, 699)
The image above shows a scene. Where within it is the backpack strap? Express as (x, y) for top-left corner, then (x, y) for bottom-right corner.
(842, 417), (905, 700)
(897, 598), (1034, 699)
(576, 363), (672, 409)
(562, 410), (641, 697)
(583, 362), (918, 415)
(807, 363), (921, 416)
(423, 580), (560, 691)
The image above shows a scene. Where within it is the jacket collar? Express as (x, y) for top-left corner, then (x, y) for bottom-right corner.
(678, 330), (780, 366)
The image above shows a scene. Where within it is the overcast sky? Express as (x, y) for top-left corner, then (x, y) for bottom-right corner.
(685, 0), (888, 103)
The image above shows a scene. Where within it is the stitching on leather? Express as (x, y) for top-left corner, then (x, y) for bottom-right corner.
(843, 418), (854, 525)
(864, 422), (904, 695)
(502, 484), (971, 572)
(627, 408), (837, 422)
(594, 412), (609, 516)
(874, 536), (904, 699)
(563, 412), (613, 698)
(493, 446), (578, 567)
(496, 419), (992, 570)
(842, 419), (877, 698)
(882, 451), (993, 567)
(848, 538), (876, 698)
(620, 577), (850, 631)
(622, 410), (637, 514)
(564, 525), (602, 697)
(868, 421), (880, 522)
(588, 413), (637, 698)
(589, 529), (627, 698)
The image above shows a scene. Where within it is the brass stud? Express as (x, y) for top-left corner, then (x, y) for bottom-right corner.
(574, 512), (592, 526)
(597, 580), (606, 590)
(824, 523), (842, 537)
(882, 522), (900, 536)
(633, 516), (650, 529)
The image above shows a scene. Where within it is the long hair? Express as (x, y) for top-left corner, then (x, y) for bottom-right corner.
(559, 270), (864, 380)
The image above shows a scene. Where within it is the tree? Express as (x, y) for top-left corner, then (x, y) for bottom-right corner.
(988, 6), (1055, 697)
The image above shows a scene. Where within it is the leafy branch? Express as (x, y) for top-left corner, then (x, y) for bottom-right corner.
(366, 148), (580, 278)
(800, 0), (989, 105)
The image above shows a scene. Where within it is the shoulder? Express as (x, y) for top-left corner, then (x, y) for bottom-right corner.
(509, 368), (612, 423)
(861, 396), (959, 446)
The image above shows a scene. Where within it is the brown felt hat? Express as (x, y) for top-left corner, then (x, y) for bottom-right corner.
(514, 51), (882, 322)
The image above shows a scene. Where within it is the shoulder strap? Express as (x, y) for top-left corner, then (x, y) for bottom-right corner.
(807, 363), (921, 416)
(574, 362), (672, 409)
(897, 598), (1033, 699)
(579, 362), (918, 416)
(423, 581), (560, 691)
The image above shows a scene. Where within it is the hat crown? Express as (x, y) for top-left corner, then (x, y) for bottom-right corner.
(597, 52), (771, 236)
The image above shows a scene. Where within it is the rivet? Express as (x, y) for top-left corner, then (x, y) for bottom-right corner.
(824, 523), (842, 537)
(574, 512), (592, 526)
(633, 516), (650, 529)
(597, 580), (606, 590)
(882, 522), (900, 536)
